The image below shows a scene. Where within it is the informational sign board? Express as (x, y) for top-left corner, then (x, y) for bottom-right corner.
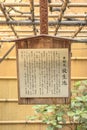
(18, 49), (69, 98)
(16, 35), (71, 104)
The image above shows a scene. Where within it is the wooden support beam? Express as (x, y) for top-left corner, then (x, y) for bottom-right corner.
(30, 0), (37, 35)
(0, 99), (18, 102)
(72, 26), (84, 38)
(0, 76), (17, 79)
(0, 120), (85, 125)
(2, 57), (87, 61)
(2, 57), (87, 60)
(40, 0), (48, 34)
(54, 0), (69, 35)
(0, 76), (87, 80)
(0, 120), (43, 124)
(0, 3), (18, 38)
(0, 44), (15, 63)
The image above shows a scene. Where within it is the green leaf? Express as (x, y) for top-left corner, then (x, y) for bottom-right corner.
(67, 111), (75, 117)
(73, 115), (80, 121)
(74, 102), (82, 107)
(57, 116), (62, 121)
(71, 101), (75, 108)
(46, 125), (54, 130)
(81, 113), (87, 119)
(82, 80), (87, 85)
(74, 81), (81, 87)
(57, 112), (64, 116)
(75, 96), (87, 102)
(77, 125), (82, 130)
(62, 118), (66, 124)
(27, 116), (37, 120)
(83, 125), (87, 128)
(75, 96), (83, 101)
(51, 120), (57, 126)
(33, 105), (42, 109)
(46, 105), (56, 112)
(83, 91), (87, 96)
(56, 125), (63, 129)
(78, 85), (86, 90)
(46, 120), (51, 125)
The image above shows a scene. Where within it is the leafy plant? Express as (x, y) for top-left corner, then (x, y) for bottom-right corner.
(27, 80), (87, 130)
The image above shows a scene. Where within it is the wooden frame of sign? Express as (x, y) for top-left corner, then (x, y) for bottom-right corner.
(16, 34), (71, 104)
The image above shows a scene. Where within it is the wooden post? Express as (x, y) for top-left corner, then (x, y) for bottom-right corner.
(40, 0), (48, 34)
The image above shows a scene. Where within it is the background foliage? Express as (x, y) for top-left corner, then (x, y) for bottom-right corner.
(28, 80), (87, 130)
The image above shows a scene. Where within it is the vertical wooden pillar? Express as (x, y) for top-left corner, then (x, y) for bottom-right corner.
(40, 0), (48, 34)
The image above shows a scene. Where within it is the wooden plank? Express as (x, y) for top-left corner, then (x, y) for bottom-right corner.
(0, 60), (17, 77)
(0, 123), (47, 130)
(0, 102), (34, 120)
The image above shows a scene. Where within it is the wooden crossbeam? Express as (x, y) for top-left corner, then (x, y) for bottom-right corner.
(0, 34), (87, 37)
(0, 13), (86, 18)
(0, 29), (87, 33)
(0, 20), (87, 25)
(2, 2), (87, 7)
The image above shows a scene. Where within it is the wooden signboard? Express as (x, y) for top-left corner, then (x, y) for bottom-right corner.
(16, 34), (71, 104)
